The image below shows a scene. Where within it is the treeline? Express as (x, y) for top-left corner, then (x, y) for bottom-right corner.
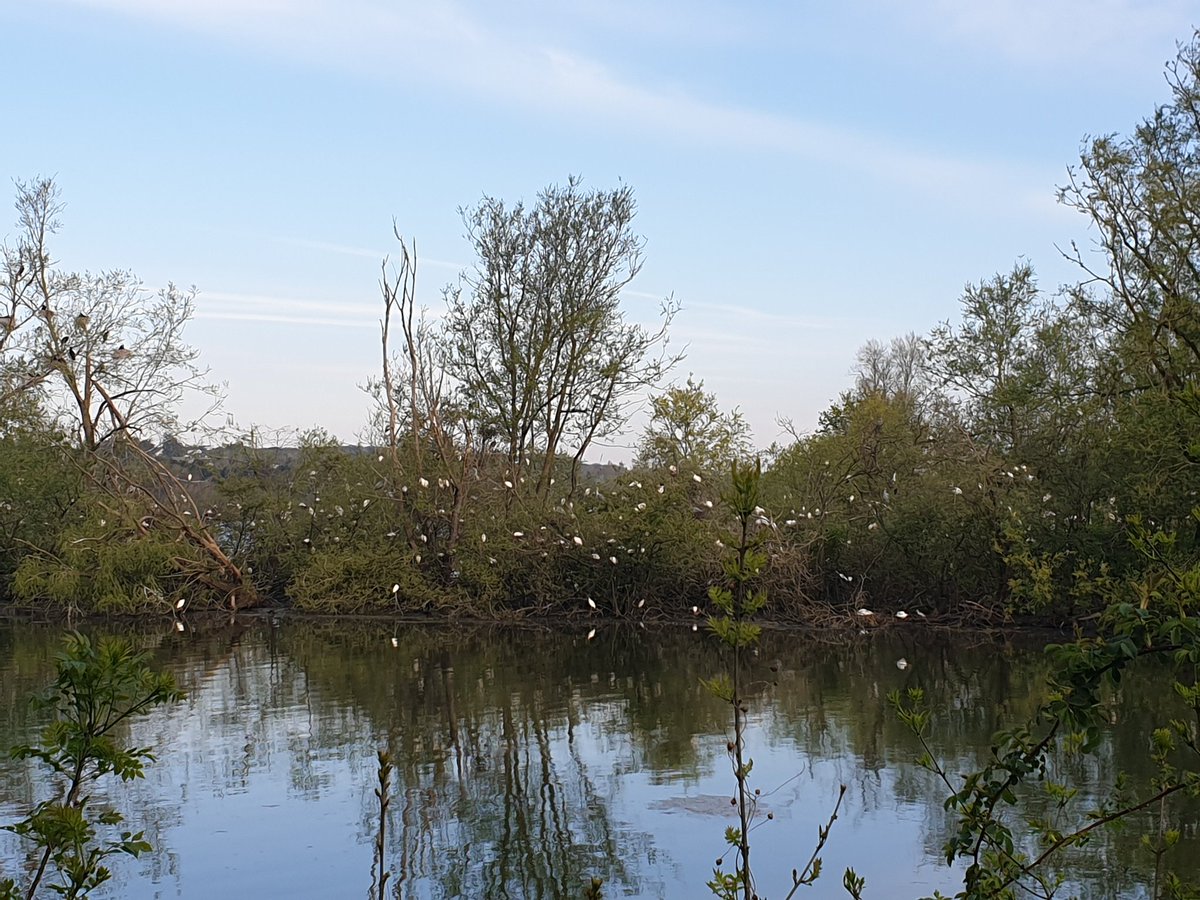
(5, 39), (1200, 623)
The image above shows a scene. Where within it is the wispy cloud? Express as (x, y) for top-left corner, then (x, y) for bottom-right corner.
(621, 288), (672, 302)
(687, 301), (844, 330)
(201, 290), (379, 317)
(670, 328), (772, 348)
(270, 236), (465, 271)
(883, 0), (1194, 70)
(194, 310), (377, 329)
(272, 238), (384, 260)
(195, 288), (447, 329)
(54, 0), (1044, 206)
(487, 0), (765, 47)
(196, 290), (378, 328)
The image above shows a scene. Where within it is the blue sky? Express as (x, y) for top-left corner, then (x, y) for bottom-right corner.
(4, 0), (1198, 460)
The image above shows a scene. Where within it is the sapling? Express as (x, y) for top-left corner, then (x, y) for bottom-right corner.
(0, 632), (182, 900)
(703, 459), (860, 899)
(371, 750), (393, 900)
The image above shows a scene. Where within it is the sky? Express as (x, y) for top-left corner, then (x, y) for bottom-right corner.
(3, 0), (1199, 461)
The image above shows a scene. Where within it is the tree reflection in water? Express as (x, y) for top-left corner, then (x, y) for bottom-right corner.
(284, 623), (697, 899)
(0, 621), (1196, 899)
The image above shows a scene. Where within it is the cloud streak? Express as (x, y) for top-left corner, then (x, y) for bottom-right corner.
(194, 310), (377, 329)
(686, 301), (844, 330)
(195, 288), (451, 330)
(888, 0), (1195, 70)
(55, 0), (1044, 207)
(200, 290), (379, 317)
(269, 236), (465, 271)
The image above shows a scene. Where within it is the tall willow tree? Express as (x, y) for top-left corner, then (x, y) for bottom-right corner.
(442, 177), (681, 495)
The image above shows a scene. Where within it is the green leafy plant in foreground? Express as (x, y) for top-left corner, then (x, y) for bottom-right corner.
(892, 516), (1200, 899)
(0, 633), (183, 900)
(704, 458), (859, 899)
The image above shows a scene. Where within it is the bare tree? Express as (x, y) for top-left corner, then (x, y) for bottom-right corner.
(852, 332), (936, 415)
(369, 230), (478, 560)
(377, 226), (420, 464)
(2, 179), (220, 448)
(0, 177), (250, 606)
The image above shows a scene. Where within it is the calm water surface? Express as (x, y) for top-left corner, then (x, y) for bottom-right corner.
(0, 620), (1195, 898)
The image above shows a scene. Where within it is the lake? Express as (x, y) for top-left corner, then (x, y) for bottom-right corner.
(0, 619), (1194, 898)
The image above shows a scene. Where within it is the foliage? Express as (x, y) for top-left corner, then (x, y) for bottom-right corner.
(0, 417), (81, 589)
(0, 444), (229, 614)
(207, 420), (738, 617)
(0, 633), (182, 899)
(637, 375), (751, 472)
(764, 389), (1025, 614)
(758, 254), (1123, 620)
(931, 264), (1076, 455)
(893, 541), (1200, 899)
(441, 176), (681, 495)
(11, 533), (187, 615)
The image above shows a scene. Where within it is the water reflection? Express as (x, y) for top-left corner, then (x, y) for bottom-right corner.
(0, 620), (1195, 899)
